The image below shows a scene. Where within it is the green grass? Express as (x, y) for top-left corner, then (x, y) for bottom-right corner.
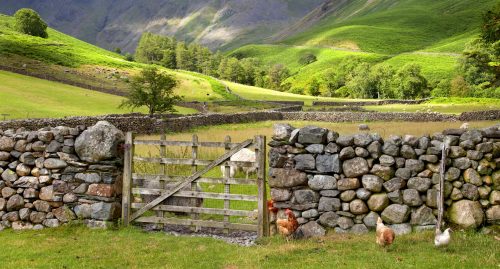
(366, 98), (500, 114)
(0, 70), (197, 119)
(0, 226), (497, 268)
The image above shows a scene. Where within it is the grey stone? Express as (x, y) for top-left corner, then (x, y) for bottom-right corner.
(305, 144), (324, 154)
(362, 175), (383, 192)
(449, 146), (466, 158)
(419, 155), (438, 163)
(52, 206), (75, 223)
(302, 209), (319, 219)
(337, 178), (360, 191)
(363, 211), (380, 228)
(382, 142), (399, 157)
(297, 126), (327, 144)
(350, 224), (369, 234)
(350, 199), (369, 215)
(75, 121), (125, 163)
(353, 133), (372, 147)
(379, 155), (395, 166)
(1, 187), (16, 198)
(270, 188), (292, 201)
(401, 145), (417, 159)
(343, 157), (369, 178)
(445, 167), (461, 181)
(383, 178), (406, 192)
(486, 205), (500, 224)
(461, 183), (479, 200)
(37, 131), (54, 142)
(318, 197), (341, 212)
(19, 208), (31, 220)
(339, 147), (355, 160)
(381, 204), (410, 224)
(367, 141), (382, 159)
(427, 189), (438, 208)
(460, 130), (483, 144)
(74, 204), (92, 219)
(418, 137), (430, 150)
(449, 200), (484, 229)
(33, 200), (51, 212)
(296, 221), (326, 238)
(463, 168), (482, 186)
(327, 131), (339, 143)
(337, 216), (354, 229)
(388, 190), (403, 204)
(2, 211), (19, 222)
(325, 143), (339, 154)
(453, 157), (471, 170)
(491, 191), (500, 205)
(370, 165), (394, 181)
(46, 140), (62, 153)
(476, 142), (493, 153)
(294, 189), (319, 204)
(407, 177), (432, 192)
(269, 169), (307, 188)
(0, 137), (15, 151)
(30, 212), (46, 224)
(367, 193), (389, 212)
(405, 159), (425, 174)
(1, 169), (18, 182)
(340, 190), (356, 202)
(6, 194), (24, 211)
(294, 154), (315, 170)
(43, 218), (60, 228)
(63, 193), (78, 203)
(44, 158), (67, 169)
(389, 223), (412, 235)
(75, 172), (101, 183)
(460, 140), (475, 150)
(410, 205), (437, 225)
(320, 190), (340, 197)
(19, 152), (36, 166)
(426, 147), (442, 155)
(39, 186), (54, 201)
(308, 175), (336, 191)
(316, 154), (340, 173)
(273, 123), (294, 141)
(403, 189), (422, 206)
(289, 129), (300, 144)
(90, 202), (121, 220)
(395, 168), (412, 180)
(356, 188), (371, 200)
(336, 135), (354, 147)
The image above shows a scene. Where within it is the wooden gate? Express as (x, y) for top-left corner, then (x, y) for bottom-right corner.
(121, 133), (269, 238)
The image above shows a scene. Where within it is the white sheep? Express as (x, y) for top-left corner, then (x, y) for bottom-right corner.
(220, 148), (257, 179)
(460, 122), (469, 129)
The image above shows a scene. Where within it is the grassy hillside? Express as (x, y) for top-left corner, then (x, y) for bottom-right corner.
(0, 71), (197, 119)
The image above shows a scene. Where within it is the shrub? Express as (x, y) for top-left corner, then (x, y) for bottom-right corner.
(299, 53), (317, 65)
(14, 8), (48, 38)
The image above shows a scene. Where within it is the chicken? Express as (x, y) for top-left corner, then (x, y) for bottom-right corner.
(434, 228), (452, 247)
(276, 209), (299, 238)
(267, 200), (279, 216)
(376, 217), (395, 249)
(267, 200), (279, 236)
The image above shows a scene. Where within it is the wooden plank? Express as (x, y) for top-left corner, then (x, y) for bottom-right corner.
(121, 132), (134, 226)
(191, 134), (200, 232)
(256, 135), (268, 238)
(131, 189), (258, 201)
(133, 157), (256, 168)
(224, 136), (231, 234)
(132, 174), (257, 185)
(130, 203), (256, 217)
(157, 133), (167, 229)
(129, 139), (253, 221)
(135, 216), (258, 232)
(133, 140), (249, 149)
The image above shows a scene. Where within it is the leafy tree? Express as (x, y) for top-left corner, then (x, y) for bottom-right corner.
(323, 57), (364, 96)
(120, 67), (182, 116)
(14, 8), (48, 38)
(135, 32), (170, 64)
(459, 39), (498, 89)
(268, 64), (290, 91)
(481, 3), (500, 43)
(299, 53), (317, 65)
(370, 65), (396, 98)
(345, 62), (376, 98)
(161, 48), (176, 69)
(450, 76), (470, 97)
(431, 79), (451, 97)
(308, 78), (321, 96)
(114, 47), (122, 54)
(392, 64), (428, 99)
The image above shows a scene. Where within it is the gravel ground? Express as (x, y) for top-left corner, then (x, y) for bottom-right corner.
(143, 224), (258, 247)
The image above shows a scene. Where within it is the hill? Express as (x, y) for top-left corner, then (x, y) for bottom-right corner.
(0, 0), (323, 52)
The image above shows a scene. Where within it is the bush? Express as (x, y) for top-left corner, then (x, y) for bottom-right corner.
(14, 8), (48, 38)
(289, 87), (304, 95)
(299, 53), (317, 65)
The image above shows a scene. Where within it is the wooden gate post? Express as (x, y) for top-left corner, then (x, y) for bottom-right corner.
(255, 135), (268, 238)
(122, 132), (134, 226)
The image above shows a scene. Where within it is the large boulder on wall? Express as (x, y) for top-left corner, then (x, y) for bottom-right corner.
(448, 200), (484, 229)
(75, 121), (125, 163)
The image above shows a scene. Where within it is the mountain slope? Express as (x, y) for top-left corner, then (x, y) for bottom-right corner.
(0, 0), (324, 52)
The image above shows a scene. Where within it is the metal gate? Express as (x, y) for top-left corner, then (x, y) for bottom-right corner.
(121, 133), (269, 238)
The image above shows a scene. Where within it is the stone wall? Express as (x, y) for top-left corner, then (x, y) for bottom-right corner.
(0, 121), (124, 231)
(312, 99), (430, 106)
(268, 124), (500, 238)
(2, 110), (499, 135)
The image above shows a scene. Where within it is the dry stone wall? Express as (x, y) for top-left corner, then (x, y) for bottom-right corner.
(0, 121), (124, 231)
(268, 124), (500, 238)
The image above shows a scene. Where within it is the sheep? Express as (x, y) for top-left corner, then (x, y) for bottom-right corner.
(358, 124), (370, 131)
(221, 148), (257, 179)
(460, 122), (469, 129)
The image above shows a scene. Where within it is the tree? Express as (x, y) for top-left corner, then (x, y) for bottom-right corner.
(120, 67), (182, 116)
(459, 39), (498, 89)
(268, 64), (290, 91)
(392, 64), (428, 99)
(345, 62), (376, 98)
(481, 3), (500, 43)
(370, 65), (395, 99)
(299, 53), (317, 65)
(14, 8), (48, 38)
(308, 78), (321, 96)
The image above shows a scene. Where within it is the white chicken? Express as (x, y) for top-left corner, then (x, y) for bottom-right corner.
(434, 228), (452, 247)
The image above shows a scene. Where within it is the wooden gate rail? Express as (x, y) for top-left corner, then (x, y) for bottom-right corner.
(122, 133), (269, 237)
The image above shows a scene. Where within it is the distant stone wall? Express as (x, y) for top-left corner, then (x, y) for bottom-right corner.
(312, 99), (430, 106)
(0, 121), (124, 231)
(1, 110), (499, 135)
(268, 124), (500, 238)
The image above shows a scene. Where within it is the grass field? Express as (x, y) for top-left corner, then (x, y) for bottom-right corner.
(0, 71), (197, 119)
(0, 226), (497, 269)
(366, 98), (500, 114)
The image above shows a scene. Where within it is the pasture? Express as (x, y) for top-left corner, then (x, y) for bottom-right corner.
(0, 225), (497, 269)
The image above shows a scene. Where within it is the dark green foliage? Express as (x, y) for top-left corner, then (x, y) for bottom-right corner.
(392, 64), (428, 99)
(481, 3), (500, 43)
(124, 53), (134, 62)
(120, 67), (182, 116)
(307, 78), (321, 96)
(299, 53), (317, 65)
(431, 79), (451, 97)
(114, 47), (122, 54)
(14, 8), (48, 38)
(459, 39), (499, 96)
(268, 64), (290, 91)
